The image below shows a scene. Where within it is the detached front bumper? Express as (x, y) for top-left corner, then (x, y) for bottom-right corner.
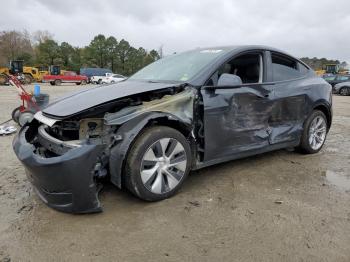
(13, 126), (105, 213)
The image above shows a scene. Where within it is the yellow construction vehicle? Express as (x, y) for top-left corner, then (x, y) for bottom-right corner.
(0, 63), (67, 85)
(324, 64), (339, 74)
(0, 67), (10, 85)
(0, 60), (24, 85)
(315, 69), (326, 76)
(23, 66), (44, 83)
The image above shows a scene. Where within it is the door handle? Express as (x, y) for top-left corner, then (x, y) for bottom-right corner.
(257, 94), (269, 99)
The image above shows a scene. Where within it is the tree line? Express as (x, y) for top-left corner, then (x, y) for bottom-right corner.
(0, 30), (160, 76)
(300, 57), (348, 71)
(1, 30), (348, 75)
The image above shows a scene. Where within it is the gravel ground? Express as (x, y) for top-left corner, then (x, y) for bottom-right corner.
(0, 83), (349, 262)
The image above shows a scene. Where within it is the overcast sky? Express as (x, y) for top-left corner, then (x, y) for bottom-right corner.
(1, 0), (350, 62)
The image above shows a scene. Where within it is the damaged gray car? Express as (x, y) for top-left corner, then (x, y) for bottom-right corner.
(13, 46), (332, 213)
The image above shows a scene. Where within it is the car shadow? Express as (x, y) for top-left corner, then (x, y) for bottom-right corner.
(99, 148), (297, 205)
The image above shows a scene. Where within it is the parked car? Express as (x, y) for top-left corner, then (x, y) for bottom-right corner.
(90, 73), (113, 84)
(333, 82), (350, 95)
(43, 71), (88, 86)
(323, 74), (350, 87)
(13, 46), (332, 213)
(103, 74), (126, 84)
(80, 68), (112, 82)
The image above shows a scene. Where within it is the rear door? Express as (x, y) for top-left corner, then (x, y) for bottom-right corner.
(201, 51), (275, 161)
(267, 51), (310, 144)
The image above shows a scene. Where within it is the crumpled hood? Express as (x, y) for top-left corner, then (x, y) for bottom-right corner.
(42, 80), (175, 118)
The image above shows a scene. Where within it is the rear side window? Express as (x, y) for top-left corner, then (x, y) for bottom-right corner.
(271, 53), (302, 81)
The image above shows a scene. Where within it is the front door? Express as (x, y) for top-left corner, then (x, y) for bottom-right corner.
(201, 52), (274, 162)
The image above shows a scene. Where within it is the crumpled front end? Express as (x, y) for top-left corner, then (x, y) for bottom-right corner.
(13, 118), (107, 213)
(13, 85), (197, 213)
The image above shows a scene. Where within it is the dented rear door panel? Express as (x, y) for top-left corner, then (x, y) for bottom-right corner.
(269, 79), (307, 144)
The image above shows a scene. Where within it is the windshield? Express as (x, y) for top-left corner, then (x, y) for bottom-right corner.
(129, 49), (228, 82)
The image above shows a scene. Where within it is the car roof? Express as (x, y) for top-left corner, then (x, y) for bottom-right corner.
(193, 45), (290, 55)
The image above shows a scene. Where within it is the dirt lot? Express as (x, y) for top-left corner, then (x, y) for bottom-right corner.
(0, 83), (349, 262)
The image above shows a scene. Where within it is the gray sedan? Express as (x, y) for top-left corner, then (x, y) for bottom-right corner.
(334, 82), (350, 96)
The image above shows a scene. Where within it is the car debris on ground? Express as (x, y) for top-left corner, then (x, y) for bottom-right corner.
(0, 125), (17, 136)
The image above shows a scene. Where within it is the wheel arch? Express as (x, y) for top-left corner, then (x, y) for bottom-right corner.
(312, 101), (332, 130)
(108, 112), (194, 189)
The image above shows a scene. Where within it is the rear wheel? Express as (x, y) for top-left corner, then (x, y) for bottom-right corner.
(299, 110), (328, 154)
(339, 87), (349, 96)
(97, 79), (102, 84)
(54, 79), (62, 86)
(123, 126), (191, 201)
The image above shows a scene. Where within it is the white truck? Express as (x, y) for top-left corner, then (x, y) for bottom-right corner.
(90, 73), (113, 84)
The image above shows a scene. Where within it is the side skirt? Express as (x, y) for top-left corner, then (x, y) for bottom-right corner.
(193, 140), (299, 170)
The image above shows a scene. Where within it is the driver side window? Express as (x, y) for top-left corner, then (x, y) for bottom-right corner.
(206, 53), (263, 86)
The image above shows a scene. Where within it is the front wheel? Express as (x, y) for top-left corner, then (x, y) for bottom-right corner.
(122, 126), (192, 201)
(299, 110), (328, 154)
(54, 79), (62, 86)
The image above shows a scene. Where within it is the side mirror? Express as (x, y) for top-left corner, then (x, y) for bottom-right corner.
(217, 73), (242, 87)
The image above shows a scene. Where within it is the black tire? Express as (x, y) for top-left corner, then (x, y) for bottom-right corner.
(122, 126), (192, 201)
(299, 110), (328, 154)
(339, 87), (349, 96)
(54, 79), (62, 86)
(50, 81), (55, 86)
(0, 74), (9, 85)
(97, 79), (102, 84)
(11, 107), (21, 123)
(24, 74), (34, 84)
(76, 82), (81, 85)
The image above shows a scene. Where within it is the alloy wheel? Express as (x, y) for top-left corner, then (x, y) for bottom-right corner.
(308, 116), (327, 150)
(140, 138), (187, 194)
